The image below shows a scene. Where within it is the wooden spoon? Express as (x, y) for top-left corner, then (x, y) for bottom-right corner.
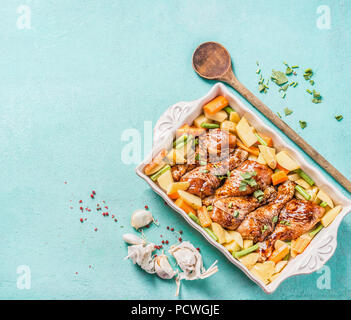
(192, 41), (351, 193)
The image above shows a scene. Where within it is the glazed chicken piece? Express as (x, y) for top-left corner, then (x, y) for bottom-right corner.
(260, 199), (325, 259)
(180, 148), (248, 198)
(199, 128), (236, 162)
(236, 180), (295, 243)
(215, 160), (273, 198)
(210, 186), (277, 230)
(171, 164), (197, 182)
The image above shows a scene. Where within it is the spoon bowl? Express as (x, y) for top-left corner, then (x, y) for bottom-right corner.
(192, 42), (232, 80)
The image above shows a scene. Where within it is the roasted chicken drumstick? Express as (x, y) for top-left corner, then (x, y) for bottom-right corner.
(260, 198), (325, 259)
(236, 180), (295, 243)
(215, 160), (273, 198)
(210, 186), (277, 230)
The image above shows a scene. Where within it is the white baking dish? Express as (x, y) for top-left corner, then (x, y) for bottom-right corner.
(135, 83), (351, 293)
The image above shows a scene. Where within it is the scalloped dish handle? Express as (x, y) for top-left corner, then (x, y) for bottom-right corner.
(291, 226), (338, 276)
(153, 101), (192, 146)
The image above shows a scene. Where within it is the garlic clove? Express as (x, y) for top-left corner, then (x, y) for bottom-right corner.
(122, 233), (144, 245)
(155, 254), (176, 280)
(131, 209), (153, 229)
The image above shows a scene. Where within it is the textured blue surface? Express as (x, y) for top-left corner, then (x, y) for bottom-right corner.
(1, 0), (351, 299)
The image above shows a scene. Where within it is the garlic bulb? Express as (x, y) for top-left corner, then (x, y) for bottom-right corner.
(155, 254), (176, 280)
(125, 243), (156, 274)
(169, 241), (218, 281)
(131, 209), (153, 229)
(122, 233), (145, 245)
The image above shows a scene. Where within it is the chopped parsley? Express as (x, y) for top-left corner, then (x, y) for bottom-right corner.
(239, 171), (257, 191)
(280, 220), (291, 226)
(261, 225), (269, 233)
(253, 190), (265, 202)
(284, 107), (293, 116)
(335, 115), (343, 121)
(207, 205), (213, 211)
(272, 216), (278, 223)
(228, 202), (234, 209)
(312, 90), (322, 104)
(271, 69), (288, 86)
(233, 210), (240, 218)
(299, 121), (307, 129)
(303, 68), (313, 80)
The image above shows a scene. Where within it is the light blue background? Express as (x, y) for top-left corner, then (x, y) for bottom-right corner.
(1, 0), (350, 299)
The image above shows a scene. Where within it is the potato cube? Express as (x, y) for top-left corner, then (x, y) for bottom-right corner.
(321, 205), (342, 227)
(316, 189), (334, 208)
(224, 240), (241, 253)
(291, 233), (312, 254)
(194, 114), (211, 128)
(239, 252), (260, 269)
(211, 222), (227, 244)
(177, 190), (202, 209)
(157, 169), (174, 192)
(295, 179), (311, 190)
(258, 145), (277, 169)
(276, 151), (300, 171)
(167, 148), (186, 165)
(220, 120), (236, 133)
(248, 154), (258, 161)
(288, 173), (300, 181)
(250, 261), (276, 284)
(224, 230), (243, 248)
(229, 111), (241, 123)
(167, 181), (190, 195)
(243, 239), (254, 249)
(204, 110), (228, 123)
(274, 240), (289, 250)
(236, 117), (258, 147)
(256, 153), (267, 165)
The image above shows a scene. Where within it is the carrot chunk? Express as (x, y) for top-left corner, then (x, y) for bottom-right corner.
(276, 163), (290, 174)
(174, 198), (196, 215)
(197, 206), (212, 228)
(271, 171), (289, 185)
(268, 244), (290, 264)
(176, 124), (206, 137)
(237, 140), (260, 156)
(203, 96), (229, 115)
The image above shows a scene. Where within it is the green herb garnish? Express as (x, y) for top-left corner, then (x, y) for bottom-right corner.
(303, 68), (313, 80)
(335, 115), (343, 121)
(280, 220), (291, 226)
(239, 171), (257, 191)
(284, 107), (293, 116)
(253, 190), (265, 202)
(228, 202), (234, 209)
(271, 69), (288, 86)
(312, 90), (322, 104)
(299, 121), (307, 129)
(233, 210), (240, 218)
(207, 205), (213, 211)
(285, 66), (293, 75)
(272, 216), (278, 223)
(261, 225), (268, 233)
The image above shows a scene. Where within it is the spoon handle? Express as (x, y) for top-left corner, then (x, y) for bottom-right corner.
(226, 76), (351, 193)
